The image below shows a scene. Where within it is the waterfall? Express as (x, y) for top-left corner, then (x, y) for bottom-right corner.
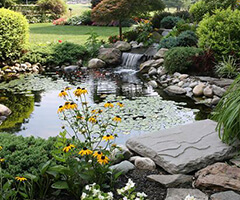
(121, 53), (144, 69)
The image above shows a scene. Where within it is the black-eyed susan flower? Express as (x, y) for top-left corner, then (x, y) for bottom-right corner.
(15, 177), (27, 182)
(0, 158), (4, 162)
(81, 88), (88, 95)
(64, 86), (71, 91)
(58, 90), (68, 97)
(0, 146), (2, 151)
(91, 109), (97, 114)
(97, 155), (109, 165)
(102, 134), (114, 141)
(93, 151), (103, 159)
(117, 102), (124, 107)
(113, 116), (121, 122)
(88, 116), (97, 123)
(69, 102), (77, 109)
(64, 102), (71, 109)
(57, 106), (64, 113)
(73, 87), (82, 97)
(97, 109), (103, 114)
(79, 147), (93, 156)
(104, 102), (114, 108)
(63, 144), (75, 153)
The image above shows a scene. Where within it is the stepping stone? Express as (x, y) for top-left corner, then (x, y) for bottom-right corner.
(147, 174), (193, 187)
(210, 191), (240, 200)
(165, 188), (208, 200)
(126, 120), (236, 174)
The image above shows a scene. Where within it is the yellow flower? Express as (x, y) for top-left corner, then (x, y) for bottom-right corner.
(63, 144), (75, 153)
(64, 102), (71, 109)
(91, 109), (97, 114)
(15, 177), (27, 182)
(93, 151), (103, 159)
(0, 146), (2, 151)
(104, 102), (114, 108)
(89, 116), (97, 123)
(0, 158), (4, 162)
(69, 102), (77, 109)
(58, 90), (68, 97)
(97, 109), (103, 114)
(73, 87), (82, 97)
(97, 155), (109, 165)
(81, 88), (88, 95)
(111, 143), (117, 148)
(79, 147), (93, 156)
(76, 115), (84, 120)
(117, 102), (124, 107)
(113, 116), (121, 122)
(57, 105), (64, 113)
(102, 134), (114, 141)
(64, 86), (71, 91)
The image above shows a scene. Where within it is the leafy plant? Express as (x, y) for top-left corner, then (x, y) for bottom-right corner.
(164, 47), (203, 73)
(0, 8), (29, 62)
(177, 30), (198, 47)
(215, 56), (239, 78)
(67, 11), (92, 26)
(151, 11), (172, 28)
(160, 16), (183, 29)
(212, 74), (240, 144)
(159, 37), (179, 49)
(189, 1), (209, 22)
(197, 8), (240, 60)
(85, 31), (102, 58)
(173, 11), (192, 21)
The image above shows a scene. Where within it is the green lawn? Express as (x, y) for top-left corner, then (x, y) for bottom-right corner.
(29, 23), (129, 45)
(66, 3), (91, 17)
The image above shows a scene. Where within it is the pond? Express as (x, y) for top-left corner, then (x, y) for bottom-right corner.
(0, 64), (211, 144)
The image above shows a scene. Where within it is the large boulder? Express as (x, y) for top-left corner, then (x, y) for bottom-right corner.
(126, 120), (236, 174)
(98, 48), (122, 65)
(193, 83), (205, 96)
(88, 58), (106, 68)
(210, 191), (240, 200)
(113, 41), (131, 52)
(63, 65), (79, 73)
(212, 85), (226, 97)
(194, 162), (240, 192)
(165, 86), (186, 95)
(0, 104), (11, 116)
(139, 60), (156, 74)
(154, 48), (168, 59)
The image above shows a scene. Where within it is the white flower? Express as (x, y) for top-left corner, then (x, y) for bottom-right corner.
(117, 188), (125, 195)
(137, 192), (147, 198)
(184, 194), (196, 200)
(98, 194), (104, 200)
(81, 192), (87, 199)
(123, 197), (128, 200)
(135, 198), (140, 200)
(85, 185), (91, 191)
(125, 179), (135, 190)
(108, 192), (114, 199)
(93, 188), (100, 196)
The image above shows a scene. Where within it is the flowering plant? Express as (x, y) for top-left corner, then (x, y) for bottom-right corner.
(50, 87), (124, 199)
(53, 17), (66, 25)
(184, 194), (197, 200)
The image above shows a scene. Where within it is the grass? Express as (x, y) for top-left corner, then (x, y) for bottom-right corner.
(67, 3), (91, 16)
(29, 23), (130, 45)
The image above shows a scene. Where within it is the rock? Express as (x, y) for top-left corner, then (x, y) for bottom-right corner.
(77, 59), (83, 67)
(154, 48), (168, 59)
(194, 162), (240, 192)
(179, 74), (189, 81)
(98, 48), (122, 65)
(230, 156), (240, 167)
(189, 82), (198, 88)
(193, 84), (205, 96)
(203, 86), (213, 98)
(147, 174), (192, 187)
(113, 41), (131, 52)
(148, 80), (158, 88)
(134, 157), (156, 170)
(212, 85), (226, 97)
(173, 72), (181, 77)
(165, 85), (186, 95)
(0, 104), (11, 116)
(152, 59), (164, 68)
(25, 62), (31, 68)
(129, 156), (142, 163)
(126, 120), (236, 174)
(148, 67), (157, 76)
(162, 29), (172, 37)
(111, 145), (133, 164)
(157, 66), (167, 76)
(211, 96), (220, 105)
(213, 79), (234, 87)
(130, 41), (138, 48)
(110, 160), (135, 174)
(210, 191), (240, 200)
(151, 31), (162, 42)
(177, 81), (184, 87)
(196, 76), (218, 83)
(165, 188), (208, 200)
(139, 60), (156, 74)
(88, 58), (106, 68)
(172, 79), (179, 84)
(63, 65), (79, 73)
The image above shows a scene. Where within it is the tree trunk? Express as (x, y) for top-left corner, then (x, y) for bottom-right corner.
(119, 20), (122, 41)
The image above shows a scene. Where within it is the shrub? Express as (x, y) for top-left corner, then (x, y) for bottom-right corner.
(159, 37), (179, 49)
(0, 8), (29, 61)
(212, 75), (240, 144)
(52, 42), (88, 65)
(177, 30), (198, 47)
(123, 30), (138, 42)
(197, 8), (240, 60)
(0, 133), (55, 175)
(67, 10), (92, 26)
(37, 0), (67, 19)
(91, 0), (102, 8)
(151, 11), (172, 28)
(164, 47), (203, 73)
(53, 17), (66, 25)
(173, 10), (192, 21)
(160, 16), (183, 29)
(189, 1), (209, 22)
(215, 56), (239, 78)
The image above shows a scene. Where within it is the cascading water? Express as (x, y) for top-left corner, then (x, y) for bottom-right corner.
(121, 52), (144, 69)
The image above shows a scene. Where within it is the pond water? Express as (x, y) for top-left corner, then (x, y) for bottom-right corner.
(0, 63), (211, 144)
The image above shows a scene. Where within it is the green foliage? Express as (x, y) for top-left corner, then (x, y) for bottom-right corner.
(0, 133), (55, 175)
(37, 0), (67, 19)
(0, 8), (29, 62)
(166, 21), (196, 38)
(197, 8), (240, 60)
(151, 11), (172, 29)
(160, 16), (183, 29)
(159, 37), (179, 49)
(215, 56), (239, 78)
(164, 47), (203, 73)
(212, 74), (240, 144)
(52, 42), (88, 65)
(67, 10), (92, 26)
(0, 0), (17, 8)
(189, 1), (209, 22)
(173, 11), (192, 21)
(177, 30), (198, 47)
(85, 31), (102, 58)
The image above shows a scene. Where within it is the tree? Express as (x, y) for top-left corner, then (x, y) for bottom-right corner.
(91, 0), (101, 8)
(92, 0), (165, 39)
